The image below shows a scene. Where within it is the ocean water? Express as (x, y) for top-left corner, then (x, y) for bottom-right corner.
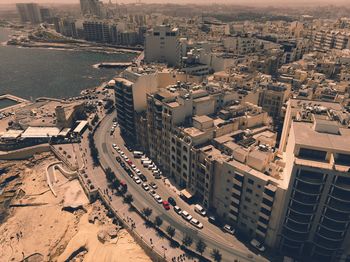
(0, 27), (135, 99)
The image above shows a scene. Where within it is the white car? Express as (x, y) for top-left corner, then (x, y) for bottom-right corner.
(120, 151), (125, 156)
(181, 211), (193, 221)
(174, 206), (182, 215)
(131, 164), (137, 170)
(112, 143), (117, 148)
(190, 218), (203, 229)
(133, 176), (141, 184)
(135, 169), (142, 176)
(250, 239), (266, 252)
(148, 164), (155, 170)
(142, 183), (150, 191)
(154, 194), (163, 204)
(223, 224), (235, 235)
(123, 156), (129, 162)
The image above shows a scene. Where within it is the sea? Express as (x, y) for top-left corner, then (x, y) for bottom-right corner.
(0, 27), (136, 101)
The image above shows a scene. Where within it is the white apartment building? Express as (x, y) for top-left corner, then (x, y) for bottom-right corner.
(144, 25), (184, 67)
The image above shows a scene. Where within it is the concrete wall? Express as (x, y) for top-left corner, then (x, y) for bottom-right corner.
(0, 144), (50, 160)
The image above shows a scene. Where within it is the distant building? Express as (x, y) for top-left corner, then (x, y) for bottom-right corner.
(80, 0), (103, 17)
(39, 7), (52, 23)
(16, 3), (42, 24)
(144, 25), (184, 67)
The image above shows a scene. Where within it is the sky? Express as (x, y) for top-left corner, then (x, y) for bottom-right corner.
(0, 0), (348, 5)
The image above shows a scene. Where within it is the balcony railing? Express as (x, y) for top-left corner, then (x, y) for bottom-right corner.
(320, 216), (348, 232)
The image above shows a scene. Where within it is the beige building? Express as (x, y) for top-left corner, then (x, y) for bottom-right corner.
(277, 99), (350, 261)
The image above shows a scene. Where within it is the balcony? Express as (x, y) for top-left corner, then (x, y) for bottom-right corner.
(320, 216), (348, 232)
(231, 196), (240, 205)
(282, 227), (309, 242)
(313, 234), (342, 250)
(324, 208), (350, 222)
(294, 180), (322, 195)
(263, 192), (274, 202)
(331, 186), (350, 199)
(285, 219), (310, 233)
(261, 201), (272, 212)
(317, 226), (344, 241)
(333, 176), (350, 192)
(287, 210), (313, 224)
(232, 188), (241, 196)
(289, 201), (316, 215)
(233, 177), (243, 187)
(282, 238), (303, 249)
(292, 191), (319, 205)
(327, 197), (350, 213)
(296, 172), (324, 185)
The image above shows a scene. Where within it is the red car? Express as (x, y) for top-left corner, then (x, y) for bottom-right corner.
(127, 160), (133, 165)
(162, 200), (170, 210)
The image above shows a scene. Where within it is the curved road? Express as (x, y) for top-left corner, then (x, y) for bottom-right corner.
(95, 112), (267, 262)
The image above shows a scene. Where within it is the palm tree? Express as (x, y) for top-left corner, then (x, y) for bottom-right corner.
(124, 194), (133, 204)
(182, 235), (193, 248)
(166, 225), (176, 239)
(142, 207), (153, 220)
(196, 239), (206, 255)
(154, 216), (163, 228)
(211, 249), (222, 262)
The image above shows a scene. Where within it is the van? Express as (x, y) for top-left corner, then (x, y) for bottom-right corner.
(141, 158), (150, 164)
(142, 160), (152, 167)
(194, 204), (206, 216)
(133, 151), (143, 158)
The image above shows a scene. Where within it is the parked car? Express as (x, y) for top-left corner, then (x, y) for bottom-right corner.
(131, 164), (137, 170)
(168, 197), (176, 206)
(149, 182), (157, 189)
(190, 218), (203, 229)
(120, 162), (126, 168)
(149, 190), (157, 197)
(115, 156), (121, 162)
(250, 239), (266, 252)
(142, 183), (150, 191)
(162, 200), (170, 210)
(194, 204), (206, 216)
(174, 205), (182, 215)
(139, 174), (147, 182)
(208, 215), (218, 225)
(135, 169), (142, 176)
(223, 224), (235, 235)
(181, 211), (193, 221)
(133, 176), (141, 184)
(154, 195), (163, 204)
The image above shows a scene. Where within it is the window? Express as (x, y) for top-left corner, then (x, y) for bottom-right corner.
(246, 188), (253, 194)
(245, 197), (251, 203)
(248, 179), (254, 185)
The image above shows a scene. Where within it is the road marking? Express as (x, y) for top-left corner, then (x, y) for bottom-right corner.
(102, 143), (108, 153)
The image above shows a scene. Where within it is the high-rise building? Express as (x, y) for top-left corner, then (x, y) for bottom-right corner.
(144, 25), (184, 67)
(39, 8), (52, 23)
(278, 99), (350, 261)
(16, 3), (42, 24)
(80, 0), (102, 17)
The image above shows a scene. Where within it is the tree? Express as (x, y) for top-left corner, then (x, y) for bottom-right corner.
(166, 225), (176, 239)
(154, 216), (163, 228)
(211, 249), (222, 262)
(114, 177), (120, 189)
(142, 207), (153, 220)
(182, 235), (193, 248)
(124, 194), (133, 204)
(196, 239), (207, 255)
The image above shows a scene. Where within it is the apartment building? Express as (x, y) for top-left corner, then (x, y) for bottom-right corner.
(314, 30), (350, 52)
(114, 66), (201, 141)
(16, 3), (42, 24)
(258, 82), (291, 120)
(144, 25), (184, 67)
(278, 99), (350, 261)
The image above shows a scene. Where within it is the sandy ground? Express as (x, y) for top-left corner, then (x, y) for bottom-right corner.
(0, 153), (151, 262)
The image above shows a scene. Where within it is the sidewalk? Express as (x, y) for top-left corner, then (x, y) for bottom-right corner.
(71, 130), (196, 262)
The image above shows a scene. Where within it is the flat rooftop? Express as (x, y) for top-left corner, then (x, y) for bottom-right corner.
(293, 121), (350, 153)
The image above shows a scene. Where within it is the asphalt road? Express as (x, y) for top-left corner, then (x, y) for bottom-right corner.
(95, 112), (268, 262)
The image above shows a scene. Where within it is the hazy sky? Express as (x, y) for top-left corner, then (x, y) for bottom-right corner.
(0, 0), (348, 6)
